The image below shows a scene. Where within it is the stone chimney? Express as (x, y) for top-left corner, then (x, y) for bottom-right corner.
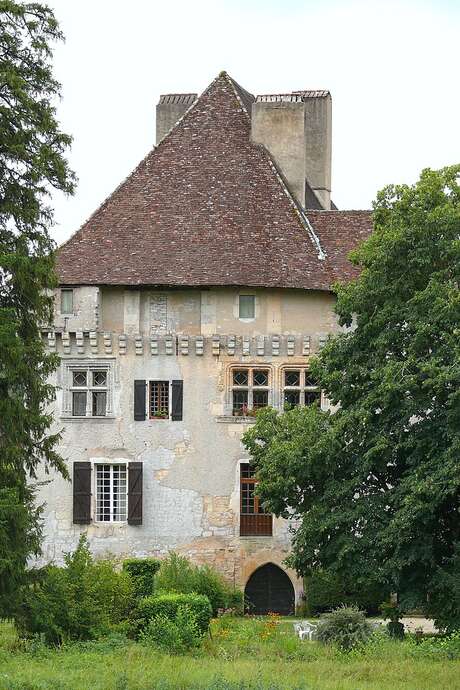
(156, 93), (197, 145)
(251, 91), (332, 210)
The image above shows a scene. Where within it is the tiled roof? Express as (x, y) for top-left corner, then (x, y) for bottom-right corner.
(57, 72), (372, 291)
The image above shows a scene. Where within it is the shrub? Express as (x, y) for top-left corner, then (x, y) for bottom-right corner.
(15, 535), (134, 645)
(122, 558), (160, 598)
(154, 552), (243, 616)
(140, 604), (203, 653)
(304, 570), (390, 616)
(133, 592), (212, 637)
(316, 605), (373, 651)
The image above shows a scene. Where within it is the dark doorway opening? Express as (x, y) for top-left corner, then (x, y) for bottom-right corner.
(244, 563), (295, 615)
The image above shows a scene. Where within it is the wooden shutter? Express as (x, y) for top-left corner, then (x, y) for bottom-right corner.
(128, 462), (143, 525)
(171, 380), (183, 421)
(134, 380), (146, 421)
(73, 462), (91, 524)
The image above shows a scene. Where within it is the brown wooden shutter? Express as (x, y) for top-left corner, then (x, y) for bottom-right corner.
(73, 462), (91, 524)
(171, 380), (183, 421)
(128, 462), (143, 525)
(134, 380), (146, 421)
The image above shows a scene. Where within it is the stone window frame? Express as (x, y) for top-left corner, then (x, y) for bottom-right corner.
(279, 365), (322, 411)
(226, 364), (274, 417)
(60, 288), (74, 315)
(236, 292), (257, 322)
(61, 359), (115, 419)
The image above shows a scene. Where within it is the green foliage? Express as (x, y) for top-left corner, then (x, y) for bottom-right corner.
(140, 605), (203, 654)
(304, 570), (390, 616)
(155, 552), (243, 616)
(0, 0), (75, 614)
(15, 535), (134, 644)
(243, 166), (460, 629)
(316, 606), (373, 651)
(134, 592), (213, 637)
(122, 558), (160, 598)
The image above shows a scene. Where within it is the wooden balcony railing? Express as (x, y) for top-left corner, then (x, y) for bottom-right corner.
(240, 513), (273, 537)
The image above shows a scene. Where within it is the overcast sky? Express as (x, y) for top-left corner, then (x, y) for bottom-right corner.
(47, 0), (460, 245)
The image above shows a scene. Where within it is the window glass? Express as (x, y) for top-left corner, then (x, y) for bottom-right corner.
(96, 464), (127, 522)
(72, 391), (87, 416)
(73, 371), (87, 387)
(253, 369), (269, 387)
(61, 289), (73, 314)
(92, 391), (107, 416)
(149, 381), (169, 418)
(282, 368), (321, 410)
(233, 370), (248, 386)
(239, 295), (255, 319)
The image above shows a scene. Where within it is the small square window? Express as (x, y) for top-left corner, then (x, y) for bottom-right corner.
(61, 289), (73, 314)
(239, 295), (255, 319)
(253, 370), (269, 387)
(73, 371), (87, 387)
(72, 391), (87, 416)
(93, 371), (107, 387)
(233, 370), (249, 386)
(285, 370), (300, 387)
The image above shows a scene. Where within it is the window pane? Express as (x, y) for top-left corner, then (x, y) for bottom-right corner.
(253, 369), (268, 387)
(239, 295), (255, 319)
(96, 465), (111, 522)
(150, 381), (169, 418)
(73, 371), (87, 387)
(233, 369), (248, 386)
(112, 464), (127, 521)
(305, 391), (321, 406)
(72, 391), (87, 416)
(232, 390), (248, 415)
(284, 390), (300, 408)
(93, 371), (107, 387)
(285, 370), (300, 387)
(92, 391), (107, 416)
(253, 390), (268, 409)
(240, 463), (255, 479)
(241, 481), (255, 513)
(305, 372), (319, 387)
(61, 289), (73, 314)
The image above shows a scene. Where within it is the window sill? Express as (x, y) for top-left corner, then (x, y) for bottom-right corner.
(216, 416), (257, 424)
(60, 416), (116, 422)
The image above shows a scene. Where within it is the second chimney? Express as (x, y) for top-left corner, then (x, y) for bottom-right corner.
(156, 93), (197, 145)
(251, 91), (332, 210)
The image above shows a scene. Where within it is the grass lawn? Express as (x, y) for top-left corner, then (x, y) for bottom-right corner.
(0, 617), (459, 690)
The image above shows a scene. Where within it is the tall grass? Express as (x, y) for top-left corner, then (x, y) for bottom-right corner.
(0, 619), (459, 690)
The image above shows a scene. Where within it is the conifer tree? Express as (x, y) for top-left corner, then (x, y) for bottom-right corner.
(0, 0), (75, 613)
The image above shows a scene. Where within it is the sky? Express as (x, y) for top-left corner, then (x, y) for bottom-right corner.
(46, 0), (460, 245)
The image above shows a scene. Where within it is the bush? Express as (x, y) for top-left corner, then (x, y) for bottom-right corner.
(140, 604), (203, 653)
(133, 592), (212, 637)
(316, 605), (373, 651)
(122, 558), (160, 598)
(15, 535), (134, 645)
(155, 552), (242, 616)
(304, 570), (389, 616)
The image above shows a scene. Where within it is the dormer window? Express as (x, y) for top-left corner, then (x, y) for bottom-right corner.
(61, 289), (73, 315)
(239, 294), (255, 320)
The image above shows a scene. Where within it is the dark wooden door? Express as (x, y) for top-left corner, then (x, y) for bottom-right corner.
(245, 563), (295, 615)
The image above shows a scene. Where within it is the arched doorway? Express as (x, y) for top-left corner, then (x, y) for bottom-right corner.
(245, 563), (295, 615)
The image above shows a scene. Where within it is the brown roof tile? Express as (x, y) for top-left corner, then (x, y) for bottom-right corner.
(57, 72), (372, 291)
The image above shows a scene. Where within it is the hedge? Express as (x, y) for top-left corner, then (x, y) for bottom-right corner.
(134, 592), (213, 636)
(122, 558), (160, 598)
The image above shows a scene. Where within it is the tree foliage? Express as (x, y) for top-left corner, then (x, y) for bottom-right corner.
(243, 166), (460, 630)
(0, 0), (75, 613)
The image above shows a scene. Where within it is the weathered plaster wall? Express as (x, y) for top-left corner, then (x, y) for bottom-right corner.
(39, 286), (340, 604)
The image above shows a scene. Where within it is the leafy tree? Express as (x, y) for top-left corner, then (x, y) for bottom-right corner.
(243, 166), (460, 630)
(0, 0), (75, 614)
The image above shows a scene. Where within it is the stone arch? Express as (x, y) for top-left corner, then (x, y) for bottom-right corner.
(244, 562), (295, 615)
